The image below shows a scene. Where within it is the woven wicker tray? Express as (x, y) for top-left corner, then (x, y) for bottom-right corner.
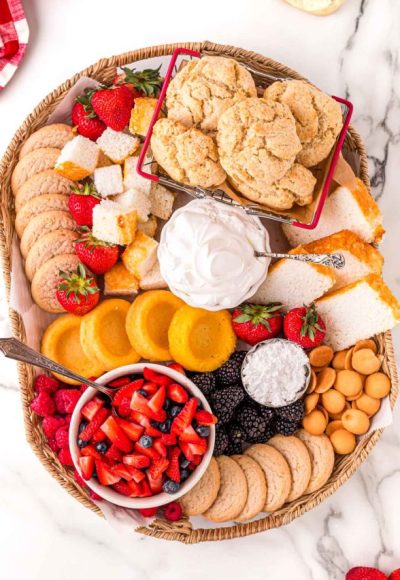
(0, 41), (398, 543)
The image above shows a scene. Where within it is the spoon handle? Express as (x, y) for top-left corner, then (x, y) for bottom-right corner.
(254, 251), (345, 269)
(0, 337), (111, 396)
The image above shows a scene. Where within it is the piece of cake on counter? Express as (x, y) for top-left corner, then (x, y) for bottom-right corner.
(114, 189), (151, 223)
(282, 179), (384, 246)
(122, 231), (158, 279)
(104, 262), (140, 296)
(96, 128), (140, 164)
(301, 230), (384, 291)
(250, 251), (336, 311)
(93, 164), (124, 197)
(315, 274), (400, 351)
(55, 135), (99, 180)
(92, 200), (137, 245)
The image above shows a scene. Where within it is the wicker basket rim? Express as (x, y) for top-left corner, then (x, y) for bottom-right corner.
(0, 40), (398, 543)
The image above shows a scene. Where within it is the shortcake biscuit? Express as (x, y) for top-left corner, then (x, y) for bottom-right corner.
(180, 457), (221, 516)
(203, 456), (248, 522)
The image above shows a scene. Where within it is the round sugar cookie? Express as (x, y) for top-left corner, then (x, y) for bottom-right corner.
(203, 456), (248, 523)
(12, 149), (61, 195)
(19, 124), (74, 158)
(268, 435), (312, 502)
(15, 194), (69, 237)
(15, 169), (74, 212)
(20, 210), (77, 258)
(245, 444), (291, 512)
(231, 455), (267, 521)
(25, 229), (77, 281)
(296, 429), (335, 493)
(180, 457), (221, 516)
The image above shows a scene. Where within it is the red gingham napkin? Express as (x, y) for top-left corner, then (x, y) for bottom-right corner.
(0, 0), (29, 90)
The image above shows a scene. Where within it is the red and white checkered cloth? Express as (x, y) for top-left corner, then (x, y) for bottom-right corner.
(0, 0), (28, 90)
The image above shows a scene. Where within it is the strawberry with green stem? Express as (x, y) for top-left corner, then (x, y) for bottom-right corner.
(68, 182), (101, 227)
(56, 263), (99, 316)
(72, 88), (106, 141)
(283, 303), (326, 349)
(75, 227), (119, 275)
(232, 303), (283, 346)
(113, 66), (163, 97)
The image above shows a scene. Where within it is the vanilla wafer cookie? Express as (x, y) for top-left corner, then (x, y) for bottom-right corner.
(180, 457), (220, 516)
(19, 124), (74, 158)
(296, 429), (335, 493)
(231, 455), (267, 521)
(203, 456), (247, 522)
(12, 149), (61, 195)
(20, 210), (77, 258)
(268, 435), (312, 502)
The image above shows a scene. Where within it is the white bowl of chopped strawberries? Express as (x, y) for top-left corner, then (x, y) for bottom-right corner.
(69, 363), (216, 508)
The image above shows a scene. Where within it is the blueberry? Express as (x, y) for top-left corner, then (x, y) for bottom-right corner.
(95, 441), (108, 453)
(164, 398), (172, 411)
(79, 420), (88, 434)
(179, 457), (191, 469)
(77, 438), (89, 448)
(180, 469), (190, 481)
(97, 392), (111, 407)
(170, 405), (182, 418)
(195, 425), (210, 438)
(163, 479), (180, 494)
(139, 435), (153, 448)
(137, 389), (148, 398)
(195, 397), (203, 409)
(159, 420), (171, 433)
(130, 373), (142, 381)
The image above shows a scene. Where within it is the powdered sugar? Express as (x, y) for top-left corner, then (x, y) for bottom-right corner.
(241, 339), (310, 407)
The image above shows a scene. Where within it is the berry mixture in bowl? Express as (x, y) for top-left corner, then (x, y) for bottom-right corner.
(69, 363), (217, 508)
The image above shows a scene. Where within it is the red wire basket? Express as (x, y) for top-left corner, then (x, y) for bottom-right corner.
(137, 47), (353, 231)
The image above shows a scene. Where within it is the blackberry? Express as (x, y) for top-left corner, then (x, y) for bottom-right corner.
(210, 384), (245, 424)
(235, 404), (268, 443)
(275, 400), (304, 423)
(213, 426), (229, 456)
(274, 417), (299, 436)
(258, 405), (275, 423)
(191, 373), (217, 396)
(224, 439), (243, 456)
(214, 351), (247, 387)
(227, 422), (246, 445)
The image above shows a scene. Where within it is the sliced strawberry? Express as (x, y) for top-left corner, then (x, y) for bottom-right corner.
(143, 367), (171, 386)
(95, 460), (121, 486)
(194, 410), (218, 425)
(141, 382), (158, 395)
(179, 441), (195, 462)
(127, 466), (146, 483)
(148, 456), (169, 480)
(167, 363), (186, 375)
(79, 407), (110, 442)
(130, 411), (163, 437)
(134, 441), (160, 462)
(117, 398), (132, 417)
(179, 424), (203, 444)
(81, 444), (106, 462)
(146, 471), (163, 494)
(137, 479), (152, 497)
(167, 383), (189, 404)
(153, 439), (167, 458)
(130, 391), (152, 417)
(81, 396), (104, 421)
(115, 417), (143, 441)
(171, 398), (198, 435)
(160, 433), (177, 446)
(92, 428), (107, 443)
(108, 376), (131, 388)
(100, 416), (133, 453)
(151, 408), (167, 423)
(105, 443), (123, 463)
(110, 463), (135, 481)
(166, 448), (181, 483)
(127, 479), (142, 497)
(112, 480), (132, 496)
(187, 439), (208, 456)
(112, 379), (144, 406)
(79, 456), (95, 480)
(148, 386), (166, 414)
(123, 453), (151, 469)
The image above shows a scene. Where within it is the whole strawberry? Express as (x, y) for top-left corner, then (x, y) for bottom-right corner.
(283, 303), (326, 349)
(346, 567), (387, 580)
(75, 227), (119, 274)
(389, 570), (400, 580)
(68, 182), (101, 227)
(72, 101), (106, 141)
(91, 85), (134, 131)
(113, 66), (163, 97)
(232, 303), (282, 346)
(56, 263), (99, 316)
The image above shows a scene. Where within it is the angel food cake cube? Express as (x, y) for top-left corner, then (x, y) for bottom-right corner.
(96, 128), (140, 164)
(122, 231), (158, 279)
(93, 200), (137, 245)
(104, 262), (140, 296)
(123, 155), (152, 194)
(93, 164), (124, 197)
(114, 189), (151, 223)
(129, 97), (159, 137)
(55, 135), (99, 180)
(149, 183), (175, 220)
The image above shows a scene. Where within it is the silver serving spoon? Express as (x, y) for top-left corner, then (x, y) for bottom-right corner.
(254, 251), (345, 269)
(0, 337), (114, 401)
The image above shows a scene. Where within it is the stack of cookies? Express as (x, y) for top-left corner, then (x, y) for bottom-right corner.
(150, 55), (343, 211)
(180, 430), (335, 522)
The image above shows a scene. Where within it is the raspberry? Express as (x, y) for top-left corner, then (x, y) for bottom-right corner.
(164, 501), (183, 522)
(54, 389), (81, 414)
(48, 438), (59, 452)
(30, 392), (55, 417)
(64, 414), (72, 426)
(58, 447), (73, 466)
(346, 567), (387, 580)
(55, 426), (70, 449)
(42, 415), (66, 439)
(34, 374), (60, 394)
(139, 507), (158, 517)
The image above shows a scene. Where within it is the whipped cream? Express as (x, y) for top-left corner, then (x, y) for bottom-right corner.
(158, 199), (270, 310)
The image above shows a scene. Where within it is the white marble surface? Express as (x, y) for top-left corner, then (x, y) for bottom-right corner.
(1, 0), (400, 578)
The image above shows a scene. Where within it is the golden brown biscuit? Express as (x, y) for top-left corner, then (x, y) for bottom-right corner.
(151, 118), (226, 188)
(166, 56), (257, 132)
(264, 80), (343, 167)
(180, 457), (221, 516)
(19, 124), (74, 158)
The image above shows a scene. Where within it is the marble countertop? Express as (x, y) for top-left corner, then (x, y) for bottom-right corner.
(1, 1), (399, 578)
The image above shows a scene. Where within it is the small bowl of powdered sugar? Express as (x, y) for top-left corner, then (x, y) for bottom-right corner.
(241, 338), (311, 408)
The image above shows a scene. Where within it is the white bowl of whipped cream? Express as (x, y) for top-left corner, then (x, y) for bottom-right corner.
(158, 199), (270, 311)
